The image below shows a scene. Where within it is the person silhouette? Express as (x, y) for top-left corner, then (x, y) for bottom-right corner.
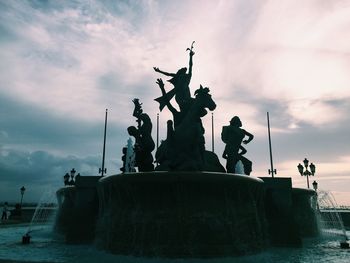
(1, 202), (8, 220)
(221, 116), (254, 174)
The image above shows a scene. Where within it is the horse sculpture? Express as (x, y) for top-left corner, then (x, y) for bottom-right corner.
(156, 86), (217, 171)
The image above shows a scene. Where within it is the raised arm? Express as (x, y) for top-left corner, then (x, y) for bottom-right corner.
(153, 67), (175, 77)
(188, 50), (194, 76)
(132, 98), (143, 119)
(156, 78), (178, 115)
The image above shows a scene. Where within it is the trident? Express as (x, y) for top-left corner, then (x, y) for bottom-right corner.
(186, 41), (195, 53)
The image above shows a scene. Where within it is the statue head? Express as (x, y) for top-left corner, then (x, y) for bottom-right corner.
(194, 85), (216, 111)
(127, 126), (139, 137)
(230, 116), (242, 127)
(176, 67), (187, 76)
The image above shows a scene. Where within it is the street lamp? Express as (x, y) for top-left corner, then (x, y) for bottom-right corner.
(63, 173), (70, 186)
(70, 168), (76, 185)
(20, 186), (26, 207)
(297, 158), (316, 189)
(312, 180), (319, 211)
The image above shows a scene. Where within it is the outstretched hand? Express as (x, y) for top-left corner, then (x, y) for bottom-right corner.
(156, 78), (164, 87)
(132, 98), (142, 107)
(153, 67), (160, 72)
(189, 50), (195, 56)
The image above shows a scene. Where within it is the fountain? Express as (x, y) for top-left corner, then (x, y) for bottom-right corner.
(317, 190), (349, 249)
(22, 189), (56, 244)
(55, 44), (320, 257)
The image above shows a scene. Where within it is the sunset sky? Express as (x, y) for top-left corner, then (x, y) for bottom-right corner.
(1, 0), (350, 205)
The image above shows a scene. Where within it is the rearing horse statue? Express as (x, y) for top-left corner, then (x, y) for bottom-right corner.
(155, 86), (217, 171)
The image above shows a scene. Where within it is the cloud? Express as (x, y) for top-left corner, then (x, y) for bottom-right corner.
(1, 0), (350, 204)
(0, 147), (101, 202)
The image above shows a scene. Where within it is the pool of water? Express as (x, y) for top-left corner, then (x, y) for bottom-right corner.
(0, 224), (349, 263)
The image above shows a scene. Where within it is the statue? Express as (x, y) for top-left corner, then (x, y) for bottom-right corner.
(153, 41), (195, 113)
(155, 85), (217, 170)
(127, 99), (155, 172)
(221, 116), (254, 174)
(153, 43), (225, 172)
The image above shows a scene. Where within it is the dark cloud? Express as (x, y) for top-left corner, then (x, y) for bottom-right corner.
(0, 95), (125, 153)
(0, 149), (100, 184)
(0, 148), (101, 203)
(0, 95), (130, 201)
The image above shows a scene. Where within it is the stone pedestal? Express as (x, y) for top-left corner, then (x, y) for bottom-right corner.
(96, 172), (267, 258)
(292, 187), (318, 237)
(259, 177), (301, 246)
(55, 176), (100, 243)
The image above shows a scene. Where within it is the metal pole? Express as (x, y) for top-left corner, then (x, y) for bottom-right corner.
(267, 112), (276, 177)
(101, 109), (108, 176)
(157, 113), (159, 150)
(20, 194), (23, 207)
(211, 112), (214, 152)
(307, 173), (310, 189)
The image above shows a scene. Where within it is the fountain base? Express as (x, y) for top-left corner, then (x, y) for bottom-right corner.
(96, 172), (267, 257)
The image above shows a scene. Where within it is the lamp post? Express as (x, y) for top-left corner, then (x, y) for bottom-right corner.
(312, 180), (319, 210)
(297, 158), (316, 189)
(64, 173), (70, 186)
(20, 186), (26, 207)
(70, 168), (76, 185)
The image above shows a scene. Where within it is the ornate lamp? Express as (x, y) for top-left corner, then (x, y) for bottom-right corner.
(298, 158), (316, 189)
(70, 168), (76, 185)
(70, 168), (76, 178)
(297, 163), (304, 175)
(310, 163), (316, 175)
(64, 173), (70, 186)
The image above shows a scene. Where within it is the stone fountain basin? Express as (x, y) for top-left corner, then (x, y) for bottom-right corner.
(96, 172), (267, 258)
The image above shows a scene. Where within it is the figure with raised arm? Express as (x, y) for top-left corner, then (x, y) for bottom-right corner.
(154, 41), (195, 112)
(221, 116), (254, 174)
(127, 99), (155, 172)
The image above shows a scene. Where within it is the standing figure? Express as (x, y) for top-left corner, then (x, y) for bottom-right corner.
(127, 99), (155, 172)
(221, 116), (254, 174)
(1, 202), (8, 220)
(153, 42), (195, 113)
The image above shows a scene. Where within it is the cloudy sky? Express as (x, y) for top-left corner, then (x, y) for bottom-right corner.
(1, 0), (349, 205)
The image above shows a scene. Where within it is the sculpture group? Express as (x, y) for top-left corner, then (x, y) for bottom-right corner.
(124, 43), (254, 174)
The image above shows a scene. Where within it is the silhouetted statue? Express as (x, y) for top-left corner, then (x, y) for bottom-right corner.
(154, 41), (195, 113)
(153, 43), (225, 172)
(156, 78), (184, 127)
(221, 116), (254, 174)
(127, 99), (155, 172)
(155, 85), (223, 171)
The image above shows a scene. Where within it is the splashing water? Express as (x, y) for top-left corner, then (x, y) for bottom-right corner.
(25, 189), (57, 236)
(317, 190), (348, 241)
(235, 160), (245, 174)
(125, 137), (136, 172)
